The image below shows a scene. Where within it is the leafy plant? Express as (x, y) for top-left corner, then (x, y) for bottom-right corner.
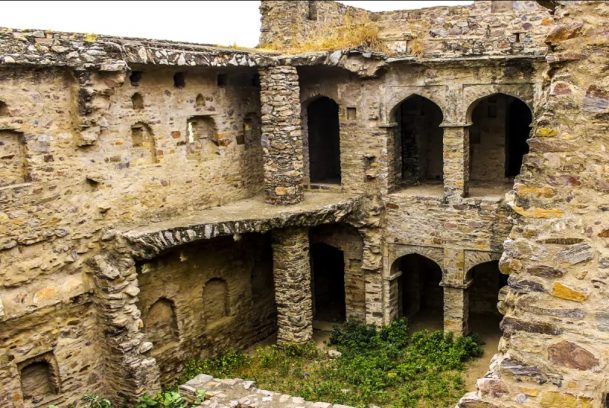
(81, 395), (113, 408)
(180, 319), (483, 408)
(134, 391), (189, 408)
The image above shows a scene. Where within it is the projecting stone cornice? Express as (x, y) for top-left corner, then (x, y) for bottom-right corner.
(0, 27), (277, 71)
(121, 192), (362, 260)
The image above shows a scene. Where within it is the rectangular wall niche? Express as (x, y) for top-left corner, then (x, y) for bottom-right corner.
(18, 351), (60, 407)
(0, 130), (27, 187)
(187, 115), (218, 159)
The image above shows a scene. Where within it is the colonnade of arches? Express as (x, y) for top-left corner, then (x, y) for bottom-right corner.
(302, 92), (533, 194)
(392, 93), (532, 194)
(391, 254), (506, 336)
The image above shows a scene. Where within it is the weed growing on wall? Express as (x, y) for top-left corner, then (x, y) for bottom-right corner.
(262, 15), (390, 55)
(180, 319), (482, 408)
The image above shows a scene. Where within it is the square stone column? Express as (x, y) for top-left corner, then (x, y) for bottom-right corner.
(443, 284), (470, 335)
(271, 227), (313, 344)
(442, 125), (470, 199)
(259, 66), (305, 205)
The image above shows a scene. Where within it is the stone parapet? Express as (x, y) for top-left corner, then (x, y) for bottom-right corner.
(260, 66), (305, 205)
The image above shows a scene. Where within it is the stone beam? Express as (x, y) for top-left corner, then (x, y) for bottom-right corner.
(122, 193), (360, 260)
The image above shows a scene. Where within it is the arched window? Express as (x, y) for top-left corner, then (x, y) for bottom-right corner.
(393, 95), (444, 189)
(311, 243), (345, 323)
(0, 130), (27, 187)
(187, 115), (218, 159)
(203, 278), (229, 326)
(131, 93), (144, 110)
(19, 353), (60, 407)
(392, 254), (443, 330)
(195, 93), (205, 107)
(131, 123), (157, 165)
(144, 298), (179, 348)
(468, 94), (532, 189)
(306, 97), (341, 184)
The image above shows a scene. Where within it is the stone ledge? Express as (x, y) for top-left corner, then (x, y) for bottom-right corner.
(179, 374), (354, 408)
(121, 193), (361, 259)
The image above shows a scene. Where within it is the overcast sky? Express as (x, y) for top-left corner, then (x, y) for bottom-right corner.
(0, 1), (472, 47)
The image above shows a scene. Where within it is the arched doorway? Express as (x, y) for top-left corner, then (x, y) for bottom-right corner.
(467, 261), (507, 337)
(468, 94), (532, 192)
(311, 242), (345, 323)
(306, 97), (341, 184)
(395, 254), (444, 330)
(393, 95), (444, 190)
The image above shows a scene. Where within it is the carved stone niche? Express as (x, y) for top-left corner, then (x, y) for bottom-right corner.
(18, 351), (61, 407)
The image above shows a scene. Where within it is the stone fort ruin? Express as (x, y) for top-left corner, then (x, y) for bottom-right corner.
(0, 0), (608, 407)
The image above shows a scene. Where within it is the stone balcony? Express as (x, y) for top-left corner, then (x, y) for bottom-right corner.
(121, 192), (361, 260)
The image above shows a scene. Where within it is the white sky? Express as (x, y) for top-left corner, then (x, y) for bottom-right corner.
(0, 1), (472, 48)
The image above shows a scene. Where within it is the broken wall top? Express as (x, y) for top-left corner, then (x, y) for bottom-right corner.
(260, 0), (553, 59)
(0, 27), (277, 71)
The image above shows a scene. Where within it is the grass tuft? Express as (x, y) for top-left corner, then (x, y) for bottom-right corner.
(179, 319), (483, 408)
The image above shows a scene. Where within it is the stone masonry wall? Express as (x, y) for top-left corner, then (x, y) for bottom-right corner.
(259, 0), (551, 59)
(272, 228), (312, 344)
(259, 66), (305, 204)
(137, 234), (276, 385)
(0, 42), (268, 405)
(459, 1), (609, 407)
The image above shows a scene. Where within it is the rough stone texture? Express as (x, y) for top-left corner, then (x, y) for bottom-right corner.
(271, 228), (313, 344)
(179, 374), (354, 408)
(2, 0), (608, 406)
(259, 66), (305, 205)
(260, 1), (551, 59)
(137, 235), (277, 385)
(459, 1), (609, 407)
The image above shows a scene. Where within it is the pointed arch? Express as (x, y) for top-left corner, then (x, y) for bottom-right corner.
(391, 94), (444, 189)
(467, 93), (532, 185)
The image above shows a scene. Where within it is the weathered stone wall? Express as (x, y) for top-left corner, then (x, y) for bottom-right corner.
(2, 0), (607, 404)
(260, 0), (551, 58)
(137, 234), (276, 385)
(0, 301), (104, 408)
(0, 41), (269, 405)
(460, 1), (609, 407)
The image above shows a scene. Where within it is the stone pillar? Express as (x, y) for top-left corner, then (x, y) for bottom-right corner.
(442, 125), (470, 199)
(443, 284), (470, 335)
(443, 247), (469, 335)
(272, 227), (313, 343)
(90, 255), (160, 405)
(259, 66), (305, 205)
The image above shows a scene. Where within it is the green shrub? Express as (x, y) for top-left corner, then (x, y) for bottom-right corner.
(134, 391), (189, 408)
(178, 319), (483, 408)
(71, 320), (483, 408)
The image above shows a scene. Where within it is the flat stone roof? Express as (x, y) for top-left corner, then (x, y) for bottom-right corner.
(122, 192), (361, 259)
